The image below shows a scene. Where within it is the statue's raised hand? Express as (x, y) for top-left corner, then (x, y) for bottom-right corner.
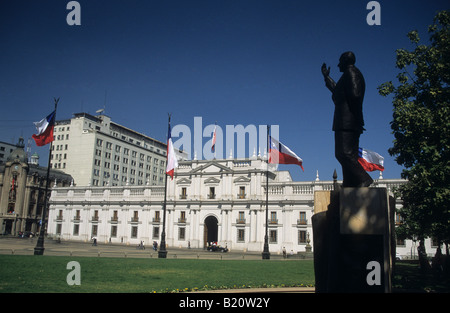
(321, 63), (330, 78)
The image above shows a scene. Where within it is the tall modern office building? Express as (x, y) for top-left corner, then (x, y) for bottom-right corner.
(51, 113), (187, 187)
(0, 140), (20, 164)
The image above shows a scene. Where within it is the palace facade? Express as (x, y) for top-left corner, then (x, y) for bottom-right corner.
(48, 157), (433, 257)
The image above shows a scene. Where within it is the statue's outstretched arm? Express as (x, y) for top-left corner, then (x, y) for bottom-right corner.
(321, 63), (336, 92)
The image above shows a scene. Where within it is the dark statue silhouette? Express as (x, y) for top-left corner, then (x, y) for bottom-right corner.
(322, 51), (373, 187)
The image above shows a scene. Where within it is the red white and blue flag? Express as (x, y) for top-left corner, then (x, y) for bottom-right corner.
(32, 110), (56, 146)
(211, 123), (217, 153)
(269, 136), (304, 171)
(166, 123), (178, 179)
(358, 147), (384, 172)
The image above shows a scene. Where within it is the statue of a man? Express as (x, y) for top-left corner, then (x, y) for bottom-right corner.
(321, 51), (373, 187)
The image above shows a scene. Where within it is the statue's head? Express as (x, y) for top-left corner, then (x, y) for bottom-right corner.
(338, 51), (356, 72)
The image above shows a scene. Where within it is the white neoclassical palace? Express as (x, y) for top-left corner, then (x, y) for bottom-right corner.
(47, 157), (421, 256)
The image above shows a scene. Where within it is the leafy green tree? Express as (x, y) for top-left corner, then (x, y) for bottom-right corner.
(378, 11), (450, 260)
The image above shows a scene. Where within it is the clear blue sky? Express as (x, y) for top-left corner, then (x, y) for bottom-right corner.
(0, 0), (447, 182)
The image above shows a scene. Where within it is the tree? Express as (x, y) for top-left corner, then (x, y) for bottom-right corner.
(378, 11), (450, 262)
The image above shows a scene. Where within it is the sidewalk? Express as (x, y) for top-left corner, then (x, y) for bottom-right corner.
(0, 236), (311, 261)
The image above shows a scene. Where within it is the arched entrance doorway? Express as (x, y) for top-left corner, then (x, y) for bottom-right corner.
(203, 216), (218, 247)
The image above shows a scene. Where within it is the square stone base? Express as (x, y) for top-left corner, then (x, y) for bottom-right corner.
(312, 187), (394, 293)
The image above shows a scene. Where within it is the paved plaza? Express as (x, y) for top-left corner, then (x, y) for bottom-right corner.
(0, 236), (299, 260)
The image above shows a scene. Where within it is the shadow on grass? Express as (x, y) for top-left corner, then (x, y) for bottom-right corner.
(393, 260), (450, 293)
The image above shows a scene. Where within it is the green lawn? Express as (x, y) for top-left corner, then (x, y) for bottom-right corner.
(2, 255), (447, 293)
(0, 255), (314, 293)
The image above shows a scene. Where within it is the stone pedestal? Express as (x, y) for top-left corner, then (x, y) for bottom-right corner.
(312, 188), (394, 293)
(312, 190), (334, 293)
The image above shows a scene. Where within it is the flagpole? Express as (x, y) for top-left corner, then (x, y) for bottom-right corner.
(213, 121), (217, 160)
(158, 114), (171, 258)
(34, 97), (59, 255)
(262, 125), (270, 259)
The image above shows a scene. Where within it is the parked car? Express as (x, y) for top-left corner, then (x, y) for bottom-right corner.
(207, 243), (228, 252)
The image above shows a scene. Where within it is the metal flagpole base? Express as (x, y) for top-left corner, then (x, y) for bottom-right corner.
(34, 230), (45, 255)
(158, 232), (167, 258)
(34, 247), (45, 255)
(158, 250), (167, 258)
(34, 236), (45, 255)
(262, 239), (270, 259)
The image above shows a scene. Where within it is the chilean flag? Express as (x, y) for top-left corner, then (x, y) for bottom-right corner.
(165, 123), (178, 179)
(358, 147), (384, 172)
(269, 136), (304, 171)
(32, 111), (56, 146)
(211, 123), (217, 153)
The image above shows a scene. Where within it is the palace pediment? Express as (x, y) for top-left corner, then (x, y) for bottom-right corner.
(204, 177), (221, 184)
(190, 161), (232, 174)
(233, 176), (251, 183)
(176, 177), (192, 185)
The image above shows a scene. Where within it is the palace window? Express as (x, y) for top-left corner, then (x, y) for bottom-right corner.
(298, 230), (307, 244)
(237, 211), (245, 224)
(131, 226), (138, 238)
(180, 187), (187, 199)
(111, 225), (117, 238)
(298, 212), (307, 225)
(269, 212), (278, 224)
(92, 210), (99, 221)
(238, 186), (246, 199)
(154, 211), (160, 223)
(91, 225), (98, 237)
(179, 211), (186, 223)
(132, 211), (139, 222)
(396, 237), (405, 246)
(208, 187), (215, 199)
(269, 230), (277, 243)
(237, 229), (245, 242)
(153, 226), (160, 239)
(179, 227), (186, 240)
(56, 224), (62, 235)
